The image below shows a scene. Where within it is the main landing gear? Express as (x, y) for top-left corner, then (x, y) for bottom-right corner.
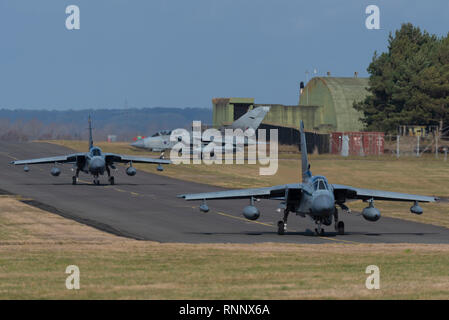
(336, 221), (345, 235)
(313, 208), (345, 236)
(276, 206), (347, 236)
(334, 207), (345, 235)
(106, 166), (115, 185)
(277, 209), (289, 235)
(72, 168), (80, 185)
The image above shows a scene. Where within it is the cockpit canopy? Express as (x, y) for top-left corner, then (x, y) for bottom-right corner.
(90, 147), (102, 156)
(151, 130), (172, 137)
(312, 176), (329, 191)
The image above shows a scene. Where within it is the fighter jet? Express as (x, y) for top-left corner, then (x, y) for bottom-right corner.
(178, 120), (437, 235)
(131, 106), (270, 153)
(10, 116), (171, 185)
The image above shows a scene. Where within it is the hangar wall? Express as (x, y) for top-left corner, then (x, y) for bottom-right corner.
(212, 76), (370, 139)
(212, 98), (254, 128)
(299, 77), (369, 132)
(256, 104), (320, 130)
(212, 98), (321, 131)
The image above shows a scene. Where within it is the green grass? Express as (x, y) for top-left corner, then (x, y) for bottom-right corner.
(2, 241), (449, 299)
(0, 195), (448, 299)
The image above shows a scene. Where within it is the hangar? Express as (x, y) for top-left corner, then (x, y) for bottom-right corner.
(212, 76), (369, 133)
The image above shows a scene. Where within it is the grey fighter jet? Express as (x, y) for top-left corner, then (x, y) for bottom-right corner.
(131, 106), (270, 152)
(178, 121), (437, 235)
(10, 117), (171, 185)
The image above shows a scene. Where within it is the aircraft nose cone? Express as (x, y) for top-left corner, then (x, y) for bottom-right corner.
(89, 157), (105, 172)
(131, 139), (144, 148)
(311, 194), (334, 214)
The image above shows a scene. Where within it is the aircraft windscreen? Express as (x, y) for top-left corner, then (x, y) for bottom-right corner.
(318, 180), (326, 190)
(313, 178), (328, 191)
(151, 130), (171, 137)
(91, 148), (101, 156)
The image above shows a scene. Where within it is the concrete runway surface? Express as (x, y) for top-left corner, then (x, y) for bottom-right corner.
(0, 141), (448, 244)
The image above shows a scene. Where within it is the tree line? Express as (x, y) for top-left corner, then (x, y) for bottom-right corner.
(0, 107), (212, 141)
(354, 23), (449, 134)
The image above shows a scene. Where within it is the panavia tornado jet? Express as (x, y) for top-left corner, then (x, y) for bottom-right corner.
(131, 106), (270, 153)
(10, 116), (171, 185)
(178, 120), (438, 236)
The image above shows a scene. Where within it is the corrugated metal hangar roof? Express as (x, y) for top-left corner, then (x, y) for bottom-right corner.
(299, 77), (369, 132)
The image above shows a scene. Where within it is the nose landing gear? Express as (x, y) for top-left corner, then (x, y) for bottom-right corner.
(314, 220), (324, 236)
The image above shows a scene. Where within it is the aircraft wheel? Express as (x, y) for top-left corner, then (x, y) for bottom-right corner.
(72, 176), (77, 185)
(110, 177), (115, 185)
(315, 228), (324, 236)
(337, 221), (345, 235)
(277, 221), (285, 235)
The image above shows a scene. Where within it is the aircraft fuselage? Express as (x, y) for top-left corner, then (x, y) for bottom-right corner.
(87, 155), (106, 175)
(78, 147), (108, 176)
(295, 176), (336, 218)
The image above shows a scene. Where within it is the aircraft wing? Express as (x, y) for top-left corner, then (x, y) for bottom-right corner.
(332, 184), (438, 203)
(104, 153), (172, 165)
(179, 184), (301, 200)
(10, 153), (85, 165)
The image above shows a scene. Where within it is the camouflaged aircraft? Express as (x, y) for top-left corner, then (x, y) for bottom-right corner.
(179, 121), (437, 236)
(10, 116), (171, 185)
(130, 106), (270, 154)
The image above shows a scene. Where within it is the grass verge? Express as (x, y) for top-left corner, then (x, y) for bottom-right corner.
(0, 197), (448, 299)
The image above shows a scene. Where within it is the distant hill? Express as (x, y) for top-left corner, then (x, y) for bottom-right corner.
(0, 108), (212, 141)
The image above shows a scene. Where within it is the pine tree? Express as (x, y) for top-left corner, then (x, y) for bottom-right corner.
(354, 23), (449, 133)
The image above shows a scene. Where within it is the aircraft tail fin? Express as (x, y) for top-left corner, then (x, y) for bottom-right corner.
(300, 120), (311, 182)
(230, 106), (270, 131)
(88, 115), (93, 150)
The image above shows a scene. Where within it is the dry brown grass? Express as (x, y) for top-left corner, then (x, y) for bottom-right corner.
(0, 197), (448, 299)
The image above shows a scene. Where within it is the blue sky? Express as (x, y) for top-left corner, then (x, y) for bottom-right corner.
(0, 0), (448, 110)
